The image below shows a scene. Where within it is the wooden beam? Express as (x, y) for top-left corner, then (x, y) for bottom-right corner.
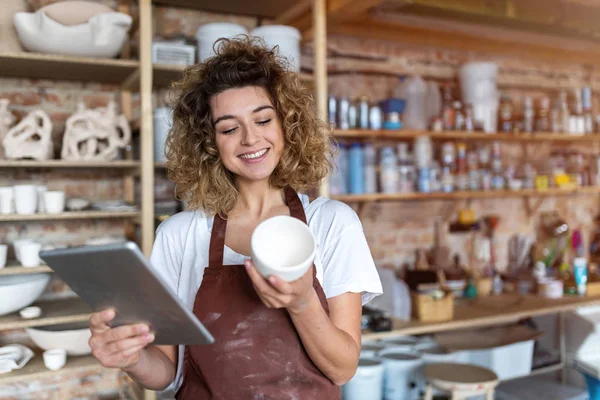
(327, 0), (385, 19)
(328, 18), (600, 66)
(314, 0), (329, 198)
(275, 0), (311, 24)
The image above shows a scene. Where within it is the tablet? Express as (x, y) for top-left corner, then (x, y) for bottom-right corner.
(39, 241), (214, 346)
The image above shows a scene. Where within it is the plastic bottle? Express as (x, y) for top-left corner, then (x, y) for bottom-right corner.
(364, 144), (377, 193)
(380, 146), (398, 194)
(329, 143), (347, 195)
(348, 143), (365, 194)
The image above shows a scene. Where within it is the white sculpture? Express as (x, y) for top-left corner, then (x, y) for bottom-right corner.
(13, 2), (132, 58)
(3, 110), (53, 160)
(0, 100), (16, 159)
(61, 101), (131, 161)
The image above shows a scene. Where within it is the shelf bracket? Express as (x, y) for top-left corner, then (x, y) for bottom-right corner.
(523, 197), (545, 219)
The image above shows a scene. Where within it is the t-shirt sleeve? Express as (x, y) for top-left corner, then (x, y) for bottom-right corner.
(318, 201), (383, 305)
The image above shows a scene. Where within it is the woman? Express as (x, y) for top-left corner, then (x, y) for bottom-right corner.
(88, 37), (382, 398)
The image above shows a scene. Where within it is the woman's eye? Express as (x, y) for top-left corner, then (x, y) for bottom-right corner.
(221, 127), (237, 134)
(257, 119), (271, 126)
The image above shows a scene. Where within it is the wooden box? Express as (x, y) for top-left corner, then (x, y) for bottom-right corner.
(411, 290), (454, 322)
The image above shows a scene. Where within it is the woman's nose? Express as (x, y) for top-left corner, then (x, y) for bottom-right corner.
(241, 125), (260, 146)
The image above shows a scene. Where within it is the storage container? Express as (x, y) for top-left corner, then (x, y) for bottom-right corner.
(195, 23), (248, 62)
(342, 357), (384, 400)
(152, 42), (195, 66)
(410, 290), (454, 322)
(379, 349), (423, 400)
(250, 25), (301, 72)
(466, 339), (534, 380)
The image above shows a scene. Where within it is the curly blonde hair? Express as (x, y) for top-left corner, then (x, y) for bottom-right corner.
(166, 36), (333, 216)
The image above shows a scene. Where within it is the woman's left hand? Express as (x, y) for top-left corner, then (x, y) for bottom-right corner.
(244, 259), (316, 314)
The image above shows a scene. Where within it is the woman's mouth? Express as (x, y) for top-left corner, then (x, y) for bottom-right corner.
(238, 148), (270, 163)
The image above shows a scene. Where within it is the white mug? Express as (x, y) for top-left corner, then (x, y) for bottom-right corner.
(0, 245), (7, 268)
(13, 185), (37, 215)
(43, 349), (67, 371)
(13, 239), (34, 264)
(18, 242), (42, 267)
(43, 191), (65, 214)
(0, 187), (14, 214)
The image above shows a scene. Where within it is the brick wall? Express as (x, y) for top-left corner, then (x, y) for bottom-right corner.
(2, 1), (600, 398)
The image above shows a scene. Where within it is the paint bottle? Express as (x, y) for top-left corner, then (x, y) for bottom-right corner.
(348, 143), (365, 194)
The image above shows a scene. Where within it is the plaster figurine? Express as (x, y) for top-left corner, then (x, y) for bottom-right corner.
(61, 101), (131, 161)
(3, 109), (53, 160)
(0, 100), (16, 159)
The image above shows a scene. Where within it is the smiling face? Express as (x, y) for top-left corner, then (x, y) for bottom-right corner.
(211, 86), (284, 186)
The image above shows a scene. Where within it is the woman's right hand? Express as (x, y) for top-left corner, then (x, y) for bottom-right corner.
(88, 308), (155, 369)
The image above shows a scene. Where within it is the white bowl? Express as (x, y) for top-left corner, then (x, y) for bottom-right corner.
(250, 215), (316, 282)
(26, 322), (92, 356)
(0, 274), (51, 316)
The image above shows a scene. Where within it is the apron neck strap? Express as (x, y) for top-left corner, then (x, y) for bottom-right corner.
(208, 186), (307, 268)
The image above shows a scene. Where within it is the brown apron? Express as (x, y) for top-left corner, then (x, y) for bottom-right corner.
(175, 187), (341, 400)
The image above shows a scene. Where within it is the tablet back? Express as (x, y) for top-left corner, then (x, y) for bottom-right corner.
(40, 242), (214, 345)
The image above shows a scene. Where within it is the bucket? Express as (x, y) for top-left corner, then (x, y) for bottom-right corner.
(417, 347), (458, 395)
(361, 341), (386, 358)
(153, 107), (172, 163)
(195, 23), (248, 63)
(459, 62), (499, 133)
(250, 25), (301, 72)
(379, 349), (423, 400)
(342, 357), (384, 400)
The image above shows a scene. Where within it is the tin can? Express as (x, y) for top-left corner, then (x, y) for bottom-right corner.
(338, 97), (350, 130)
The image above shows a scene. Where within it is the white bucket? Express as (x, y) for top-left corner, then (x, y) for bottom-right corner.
(379, 349), (423, 400)
(250, 25), (301, 72)
(342, 357), (385, 400)
(459, 62), (499, 133)
(195, 23), (248, 63)
(361, 341), (386, 358)
(153, 107), (172, 163)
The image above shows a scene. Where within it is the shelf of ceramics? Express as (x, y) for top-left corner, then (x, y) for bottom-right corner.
(153, 63), (314, 87)
(0, 297), (91, 331)
(333, 186), (600, 203)
(0, 211), (140, 222)
(0, 160), (140, 168)
(0, 265), (52, 276)
(0, 52), (139, 84)
(0, 354), (100, 385)
(334, 129), (600, 142)
(362, 294), (600, 339)
(152, 0), (301, 18)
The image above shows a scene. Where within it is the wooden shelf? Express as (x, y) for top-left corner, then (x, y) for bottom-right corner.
(0, 265), (52, 276)
(0, 354), (101, 385)
(0, 210), (140, 222)
(152, 0), (299, 18)
(0, 297), (91, 331)
(0, 52), (139, 85)
(154, 63), (313, 87)
(363, 294), (600, 339)
(333, 186), (600, 203)
(334, 129), (600, 142)
(0, 160), (140, 168)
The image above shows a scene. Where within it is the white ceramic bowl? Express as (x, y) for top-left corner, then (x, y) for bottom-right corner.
(0, 274), (51, 316)
(250, 215), (316, 282)
(26, 322), (92, 356)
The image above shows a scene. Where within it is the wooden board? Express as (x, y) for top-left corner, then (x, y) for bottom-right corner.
(363, 293), (600, 338)
(0, 297), (91, 331)
(153, 64), (314, 88)
(0, 265), (52, 276)
(153, 0), (300, 18)
(0, 211), (140, 222)
(0, 160), (140, 168)
(0, 354), (101, 385)
(333, 186), (600, 203)
(0, 52), (138, 84)
(334, 129), (600, 143)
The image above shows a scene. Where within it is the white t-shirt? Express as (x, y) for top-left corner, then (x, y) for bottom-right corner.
(149, 193), (382, 392)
